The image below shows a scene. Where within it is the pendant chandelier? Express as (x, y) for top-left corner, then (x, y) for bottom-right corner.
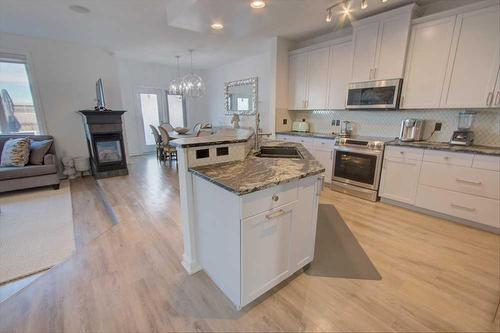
(181, 49), (206, 98)
(168, 55), (183, 95)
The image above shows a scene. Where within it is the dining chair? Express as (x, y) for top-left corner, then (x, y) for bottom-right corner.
(158, 126), (177, 162)
(149, 125), (163, 161)
(160, 123), (174, 133)
(192, 123), (202, 136)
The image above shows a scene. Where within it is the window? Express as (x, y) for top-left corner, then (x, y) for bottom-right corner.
(167, 94), (186, 128)
(0, 54), (42, 134)
(139, 93), (160, 146)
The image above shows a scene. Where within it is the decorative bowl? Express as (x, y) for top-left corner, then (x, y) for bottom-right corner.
(174, 127), (189, 134)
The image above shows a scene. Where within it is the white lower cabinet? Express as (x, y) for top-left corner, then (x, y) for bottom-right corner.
(276, 134), (334, 181)
(241, 202), (295, 305)
(379, 147), (423, 204)
(194, 174), (321, 310)
(311, 148), (333, 183)
(416, 185), (500, 229)
(380, 146), (500, 231)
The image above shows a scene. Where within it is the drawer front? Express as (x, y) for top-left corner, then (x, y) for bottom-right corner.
(314, 138), (335, 149)
(384, 146), (424, 160)
(472, 154), (500, 172)
(419, 162), (500, 200)
(416, 185), (500, 228)
(241, 181), (298, 219)
(423, 150), (473, 167)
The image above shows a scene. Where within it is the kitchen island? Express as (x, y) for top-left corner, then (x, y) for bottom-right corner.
(172, 130), (325, 309)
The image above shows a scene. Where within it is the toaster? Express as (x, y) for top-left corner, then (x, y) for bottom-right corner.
(292, 120), (310, 132)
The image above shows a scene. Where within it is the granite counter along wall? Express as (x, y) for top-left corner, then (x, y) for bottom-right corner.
(290, 109), (500, 147)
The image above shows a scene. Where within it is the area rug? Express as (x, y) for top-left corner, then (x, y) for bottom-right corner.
(305, 204), (381, 280)
(0, 181), (75, 284)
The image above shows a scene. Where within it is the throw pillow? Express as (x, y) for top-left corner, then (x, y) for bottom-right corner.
(29, 139), (53, 165)
(0, 138), (31, 167)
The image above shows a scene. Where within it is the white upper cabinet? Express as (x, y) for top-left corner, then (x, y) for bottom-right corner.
(441, 4), (500, 108)
(288, 52), (308, 110)
(307, 47), (330, 109)
(327, 41), (353, 109)
(351, 4), (414, 82)
(401, 17), (456, 109)
(351, 21), (379, 82)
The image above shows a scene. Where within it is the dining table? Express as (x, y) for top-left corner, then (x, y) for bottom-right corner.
(168, 131), (198, 140)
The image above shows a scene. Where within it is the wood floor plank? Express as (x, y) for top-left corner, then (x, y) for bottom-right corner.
(0, 155), (498, 332)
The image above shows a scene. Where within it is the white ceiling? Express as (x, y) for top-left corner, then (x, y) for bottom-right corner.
(0, 0), (483, 69)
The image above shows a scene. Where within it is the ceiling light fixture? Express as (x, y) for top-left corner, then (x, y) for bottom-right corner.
(181, 50), (206, 98)
(168, 56), (183, 95)
(325, 0), (351, 23)
(211, 23), (224, 30)
(250, 1), (266, 9)
(381, 0), (389, 2)
(361, 0), (368, 9)
(69, 5), (90, 14)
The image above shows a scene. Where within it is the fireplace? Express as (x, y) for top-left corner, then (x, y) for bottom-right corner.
(78, 110), (128, 179)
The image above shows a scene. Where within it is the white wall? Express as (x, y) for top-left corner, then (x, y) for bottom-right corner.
(117, 59), (207, 156)
(0, 32), (123, 158)
(203, 47), (272, 132)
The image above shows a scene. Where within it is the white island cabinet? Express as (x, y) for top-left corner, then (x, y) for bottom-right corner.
(193, 175), (322, 309)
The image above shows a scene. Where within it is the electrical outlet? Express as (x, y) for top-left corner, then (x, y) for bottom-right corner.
(331, 119), (336, 126)
(434, 122), (442, 131)
(283, 119), (287, 125)
(336, 120), (341, 126)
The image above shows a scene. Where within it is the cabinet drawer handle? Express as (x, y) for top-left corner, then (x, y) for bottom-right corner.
(450, 203), (476, 212)
(272, 194), (279, 202)
(456, 178), (482, 185)
(265, 209), (285, 220)
(486, 92), (494, 106)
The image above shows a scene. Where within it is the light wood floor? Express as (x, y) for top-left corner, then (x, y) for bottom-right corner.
(0, 155), (498, 332)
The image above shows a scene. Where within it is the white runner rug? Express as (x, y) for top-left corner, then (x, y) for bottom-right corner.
(0, 181), (75, 284)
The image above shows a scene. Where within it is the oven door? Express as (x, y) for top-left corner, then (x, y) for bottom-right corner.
(346, 79), (402, 110)
(332, 147), (383, 190)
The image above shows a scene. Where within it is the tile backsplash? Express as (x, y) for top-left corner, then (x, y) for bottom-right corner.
(291, 109), (500, 147)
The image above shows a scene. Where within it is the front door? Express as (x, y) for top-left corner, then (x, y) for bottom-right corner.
(137, 88), (167, 154)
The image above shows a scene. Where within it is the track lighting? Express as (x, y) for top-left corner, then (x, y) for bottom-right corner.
(326, 8), (333, 22)
(361, 0), (368, 9)
(325, 0), (351, 24)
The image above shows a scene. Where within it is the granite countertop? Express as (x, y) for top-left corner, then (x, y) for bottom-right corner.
(189, 140), (325, 195)
(170, 128), (254, 148)
(386, 139), (500, 156)
(276, 131), (337, 140)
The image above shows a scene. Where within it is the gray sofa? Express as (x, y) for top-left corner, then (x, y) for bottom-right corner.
(0, 135), (60, 193)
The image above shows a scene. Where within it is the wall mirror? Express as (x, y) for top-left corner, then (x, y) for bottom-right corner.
(224, 77), (258, 115)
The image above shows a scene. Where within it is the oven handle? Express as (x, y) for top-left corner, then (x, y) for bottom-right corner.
(333, 147), (383, 156)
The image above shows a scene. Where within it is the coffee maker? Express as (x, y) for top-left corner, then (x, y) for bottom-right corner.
(450, 111), (475, 146)
(399, 119), (425, 141)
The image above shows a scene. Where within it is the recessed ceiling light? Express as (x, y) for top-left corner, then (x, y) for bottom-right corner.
(69, 5), (90, 14)
(361, 0), (368, 9)
(211, 23), (224, 30)
(250, 1), (266, 9)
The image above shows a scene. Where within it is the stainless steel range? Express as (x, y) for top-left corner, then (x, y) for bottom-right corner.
(332, 136), (392, 201)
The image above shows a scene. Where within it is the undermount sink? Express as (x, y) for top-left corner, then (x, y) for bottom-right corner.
(255, 146), (303, 159)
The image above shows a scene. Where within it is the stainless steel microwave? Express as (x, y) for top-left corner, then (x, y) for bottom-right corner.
(346, 79), (403, 110)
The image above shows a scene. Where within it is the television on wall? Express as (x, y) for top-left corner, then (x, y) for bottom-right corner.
(96, 78), (106, 111)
